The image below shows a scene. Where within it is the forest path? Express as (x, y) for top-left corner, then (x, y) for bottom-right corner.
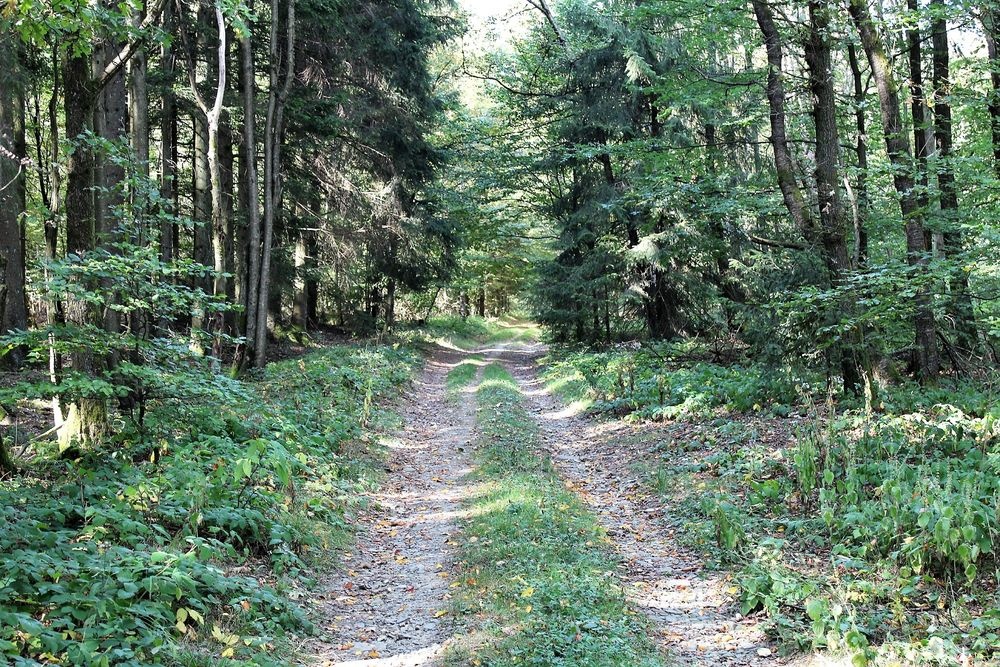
(307, 345), (477, 667)
(488, 344), (786, 667)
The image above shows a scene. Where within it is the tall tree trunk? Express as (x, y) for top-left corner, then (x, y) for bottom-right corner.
(61, 51), (108, 448)
(849, 0), (939, 381)
(95, 37), (128, 342)
(45, 50), (64, 427)
(931, 0), (977, 352)
(805, 0), (863, 394)
(0, 46), (28, 368)
(220, 110), (236, 335)
(159, 0), (177, 266)
(847, 42), (870, 267)
(751, 0), (817, 244)
(239, 33), (262, 366)
(907, 0), (931, 222)
(129, 11), (149, 184)
(254, 0), (296, 367)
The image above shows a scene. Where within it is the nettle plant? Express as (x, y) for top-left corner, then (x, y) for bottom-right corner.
(1, 138), (234, 441)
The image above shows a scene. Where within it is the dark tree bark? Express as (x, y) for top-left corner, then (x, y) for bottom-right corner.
(255, 0), (296, 367)
(220, 109), (237, 334)
(847, 42), (870, 267)
(159, 0), (177, 265)
(805, 0), (863, 394)
(61, 51), (109, 449)
(931, 0), (977, 352)
(129, 8), (149, 184)
(95, 34), (128, 342)
(849, 0), (939, 381)
(0, 47), (28, 368)
(751, 0), (817, 244)
(239, 32), (262, 367)
(907, 0), (931, 222)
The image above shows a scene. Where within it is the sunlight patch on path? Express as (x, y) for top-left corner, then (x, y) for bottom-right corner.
(305, 345), (479, 667)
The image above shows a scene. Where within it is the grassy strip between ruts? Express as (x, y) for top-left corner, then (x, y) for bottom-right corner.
(444, 363), (664, 667)
(446, 355), (484, 395)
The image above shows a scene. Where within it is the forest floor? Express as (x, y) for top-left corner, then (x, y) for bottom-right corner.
(305, 333), (842, 666)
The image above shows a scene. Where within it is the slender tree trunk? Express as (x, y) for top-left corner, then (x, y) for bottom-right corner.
(240, 33), (262, 366)
(193, 112), (212, 264)
(129, 11), (149, 184)
(159, 0), (177, 265)
(751, 0), (817, 244)
(45, 51), (64, 427)
(907, 0), (931, 222)
(254, 0), (296, 367)
(847, 42), (870, 267)
(805, 0), (863, 394)
(849, 0), (939, 380)
(931, 0), (977, 352)
(220, 110), (236, 334)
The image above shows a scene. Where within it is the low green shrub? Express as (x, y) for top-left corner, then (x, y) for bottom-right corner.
(541, 344), (807, 420)
(0, 344), (418, 665)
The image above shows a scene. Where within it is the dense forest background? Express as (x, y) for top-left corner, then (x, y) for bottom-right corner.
(2, 0), (1000, 662)
(3, 0), (999, 421)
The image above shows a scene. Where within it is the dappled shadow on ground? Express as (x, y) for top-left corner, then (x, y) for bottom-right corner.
(306, 344), (479, 667)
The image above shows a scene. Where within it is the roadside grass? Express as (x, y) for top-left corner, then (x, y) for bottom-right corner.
(538, 343), (1000, 666)
(0, 344), (419, 666)
(445, 363), (664, 667)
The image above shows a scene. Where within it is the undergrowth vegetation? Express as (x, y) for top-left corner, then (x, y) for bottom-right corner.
(0, 344), (418, 666)
(541, 344), (1000, 665)
(445, 363), (662, 667)
(541, 343), (808, 420)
